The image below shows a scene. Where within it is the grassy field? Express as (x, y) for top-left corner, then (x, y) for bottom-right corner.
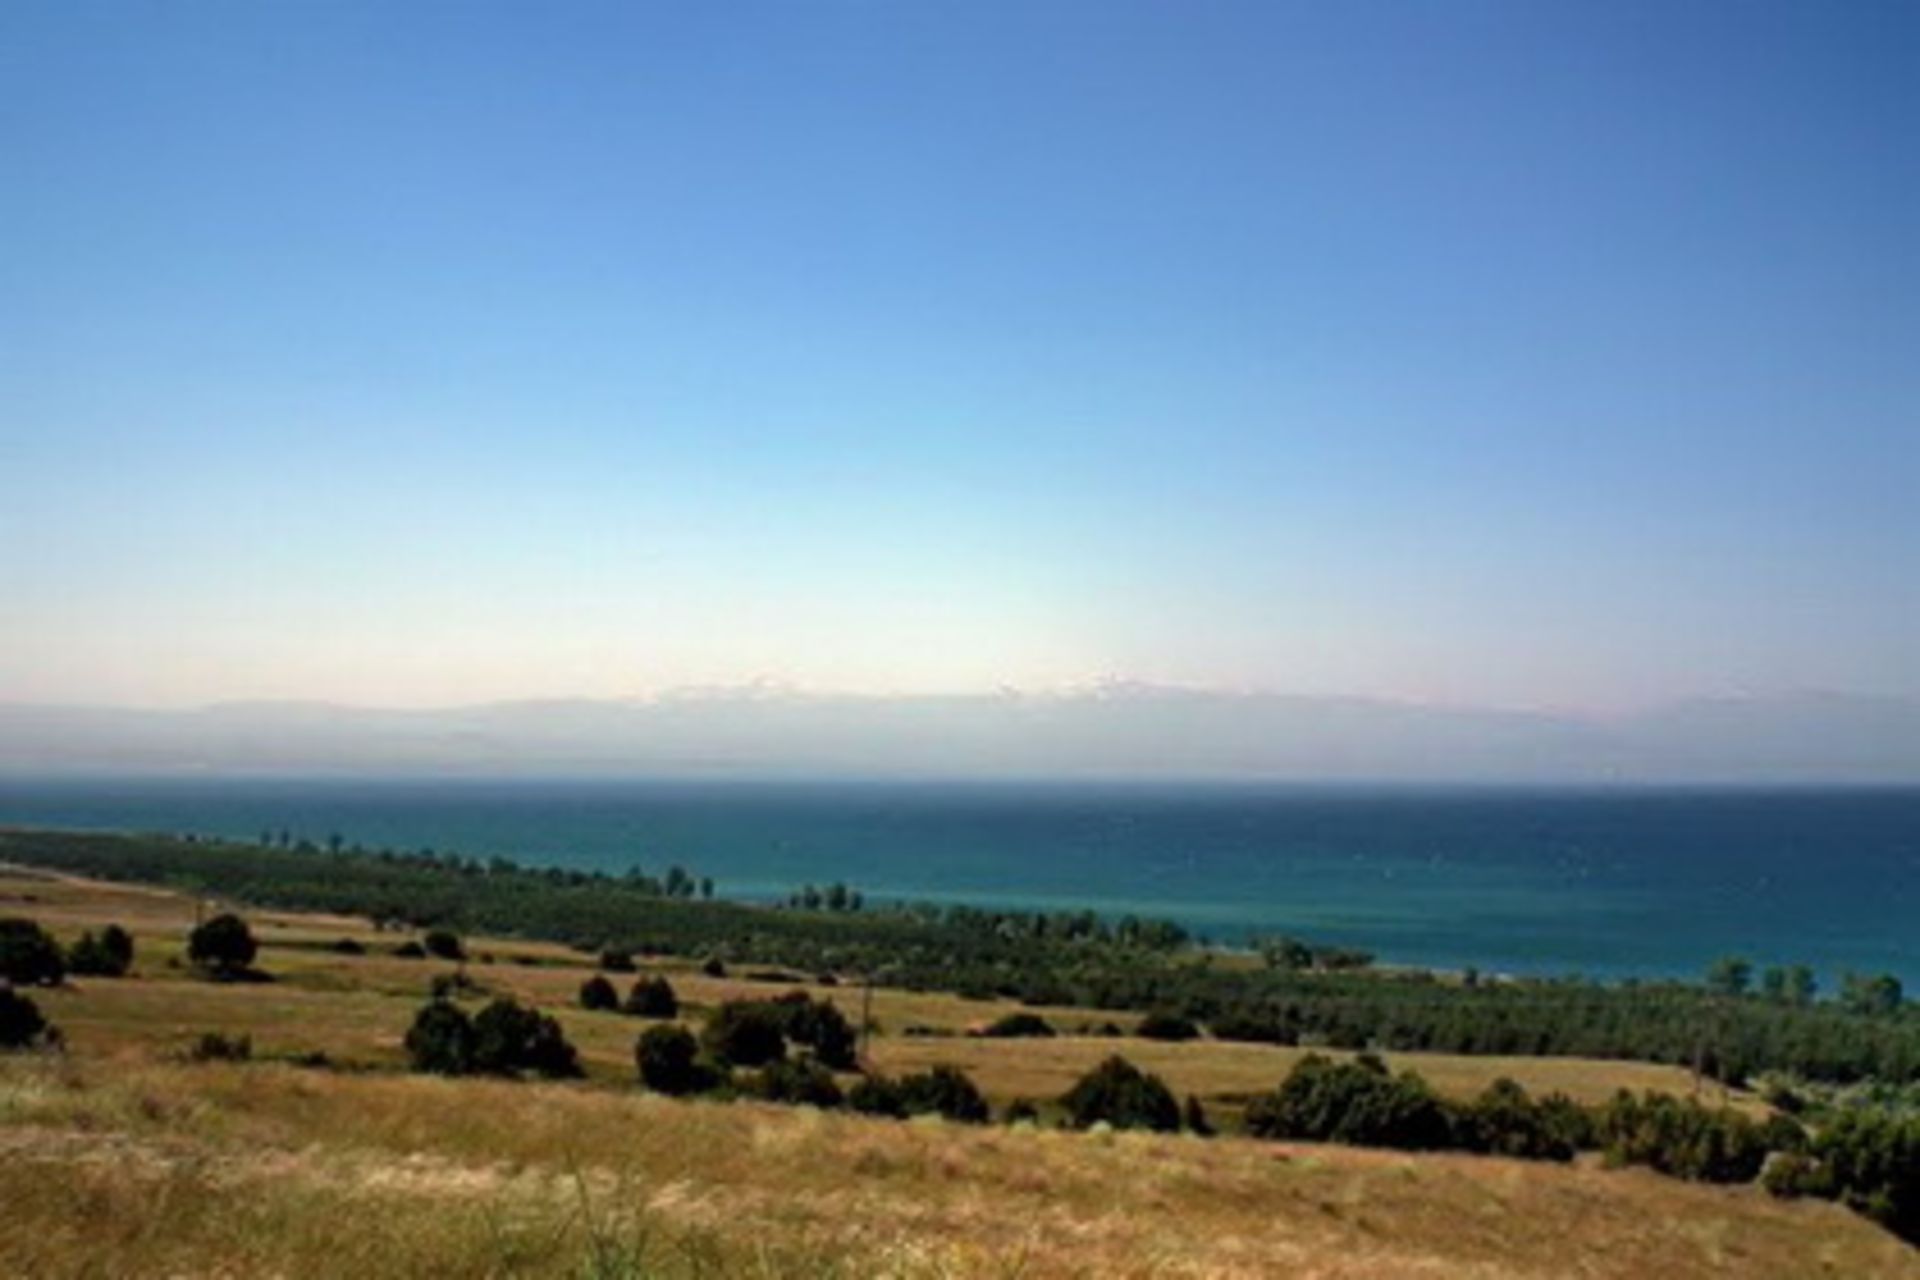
(3, 863), (1913, 1277)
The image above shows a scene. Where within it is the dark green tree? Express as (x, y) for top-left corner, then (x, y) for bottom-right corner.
(187, 914), (257, 979)
(0, 988), (54, 1049)
(702, 1001), (787, 1067)
(0, 919), (67, 986)
(471, 998), (581, 1078)
(624, 976), (679, 1019)
(405, 999), (476, 1074)
(1059, 1055), (1180, 1132)
(67, 924), (134, 977)
(635, 1023), (712, 1096)
(1705, 956), (1753, 997)
(579, 974), (619, 1011)
(896, 1066), (990, 1123)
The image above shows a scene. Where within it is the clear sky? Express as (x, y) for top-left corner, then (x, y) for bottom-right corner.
(2, 1), (1915, 712)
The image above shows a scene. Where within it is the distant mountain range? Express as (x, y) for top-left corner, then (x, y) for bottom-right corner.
(1, 687), (1915, 782)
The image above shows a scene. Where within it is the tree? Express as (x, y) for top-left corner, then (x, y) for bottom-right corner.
(67, 924), (134, 978)
(896, 1066), (989, 1123)
(0, 988), (54, 1050)
(1705, 956), (1753, 997)
(1841, 972), (1904, 1017)
(1243, 1053), (1455, 1151)
(1059, 1056), (1180, 1132)
(422, 929), (465, 961)
(1784, 964), (1817, 1007)
(770, 993), (856, 1069)
(0, 919), (67, 986)
(471, 998), (581, 1078)
(624, 976), (679, 1019)
(187, 914), (257, 979)
(405, 999), (476, 1074)
(580, 975), (619, 1011)
(635, 1024), (712, 1096)
(702, 1001), (786, 1067)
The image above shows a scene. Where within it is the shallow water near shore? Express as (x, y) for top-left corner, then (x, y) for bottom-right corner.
(2, 777), (1915, 986)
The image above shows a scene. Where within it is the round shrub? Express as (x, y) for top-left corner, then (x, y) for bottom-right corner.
(635, 1023), (712, 1096)
(0, 988), (54, 1050)
(896, 1065), (989, 1124)
(68, 924), (134, 978)
(187, 914), (257, 979)
(422, 929), (466, 961)
(1059, 1055), (1180, 1132)
(625, 975), (679, 1019)
(702, 1001), (787, 1067)
(580, 974), (619, 1011)
(405, 999), (476, 1075)
(0, 918), (66, 986)
(471, 998), (582, 1079)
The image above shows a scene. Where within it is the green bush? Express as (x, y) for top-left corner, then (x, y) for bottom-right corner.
(1059, 1055), (1180, 1132)
(624, 975), (679, 1019)
(187, 914), (258, 979)
(768, 991), (857, 1068)
(422, 929), (466, 961)
(0, 918), (65, 986)
(896, 1066), (990, 1123)
(635, 1023), (714, 1096)
(1243, 1053), (1454, 1151)
(405, 999), (476, 1074)
(404, 996), (580, 1079)
(748, 1057), (844, 1109)
(1460, 1078), (1580, 1161)
(1759, 1107), (1918, 1243)
(580, 974), (619, 1011)
(1597, 1090), (1769, 1183)
(702, 1001), (787, 1067)
(979, 1012), (1055, 1038)
(67, 924), (134, 977)
(472, 998), (582, 1078)
(0, 988), (54, 1050)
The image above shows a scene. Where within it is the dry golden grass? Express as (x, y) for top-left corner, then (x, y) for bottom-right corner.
(5, 864), (1905, 1277)
(0, 1055), (1911, 1279)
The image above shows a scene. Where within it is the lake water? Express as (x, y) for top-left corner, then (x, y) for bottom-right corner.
(1, 777), (1915, 986)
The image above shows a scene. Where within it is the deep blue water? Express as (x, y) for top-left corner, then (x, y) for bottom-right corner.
(1, 777), (1915, 987)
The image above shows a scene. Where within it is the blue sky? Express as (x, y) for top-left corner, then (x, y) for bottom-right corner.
(2, 2), (1915, 710)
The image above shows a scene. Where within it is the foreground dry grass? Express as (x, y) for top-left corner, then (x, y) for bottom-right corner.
(3, 1056), (1913, 1280)
(5, 863), (1912, 1277)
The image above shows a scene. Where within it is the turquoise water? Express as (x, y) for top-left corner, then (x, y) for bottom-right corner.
(1, 778), (1915, 986)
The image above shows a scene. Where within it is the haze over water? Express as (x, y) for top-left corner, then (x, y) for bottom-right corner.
(4, 777), (1914, 988)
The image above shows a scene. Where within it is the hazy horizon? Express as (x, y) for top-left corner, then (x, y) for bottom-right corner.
(4, 685), (1916, 784)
